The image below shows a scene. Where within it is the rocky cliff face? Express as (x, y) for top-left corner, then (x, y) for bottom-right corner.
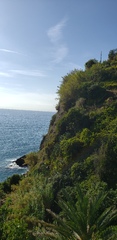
(15, 155), (27, 167)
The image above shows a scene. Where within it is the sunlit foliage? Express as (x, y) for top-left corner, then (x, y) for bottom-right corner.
(1, 49), (117, 239)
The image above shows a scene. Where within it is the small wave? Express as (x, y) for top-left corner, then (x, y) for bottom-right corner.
(5, 157), (20, 162)
(8, 161), (21, 169)
(0, 158), (16, 168)
(6, 158), (26, 169)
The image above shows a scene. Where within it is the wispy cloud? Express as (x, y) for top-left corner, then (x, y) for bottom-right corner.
(52, 45), (68, 63)
(10, 69), (46, 77)
(0, 71), (12, 77)
(0, 48), (24, 55)
(47, 18), (68, 63)
(47, 18), (67, 43)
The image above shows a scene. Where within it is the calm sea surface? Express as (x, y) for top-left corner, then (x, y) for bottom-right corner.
(0, 109), (54, 182)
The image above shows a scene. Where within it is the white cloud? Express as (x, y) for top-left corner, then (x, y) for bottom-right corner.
(53, 45), (68, 63)
(10, 69), (46, 77)
(0, 68), (45, 78)
(0, 48), (22, 55)
(0, 71), (12, 77)
(47, 18), (67, 43)
(47, 18), (68, 63)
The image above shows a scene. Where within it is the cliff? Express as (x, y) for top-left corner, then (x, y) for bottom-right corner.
(31, 53), (117, 189)
(0, 50), (117, 239)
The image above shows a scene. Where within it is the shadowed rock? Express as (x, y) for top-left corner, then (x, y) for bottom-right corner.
(15, 155), (27, 167)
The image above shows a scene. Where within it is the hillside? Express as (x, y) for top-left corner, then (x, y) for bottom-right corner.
(0, 49), (117, 239)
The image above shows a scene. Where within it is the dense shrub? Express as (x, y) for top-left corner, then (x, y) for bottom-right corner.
(57, 107), (90, 136)
(1, 174), (21, 193)
(60, 136), (83, 160)
(85, 58), (98, 69)
(101, 135), (117, 188)
(25, 152), (38, 168)
(87, 84), (109, 105)
(80, 128), (94, 145)
(57, 70), (85, 110)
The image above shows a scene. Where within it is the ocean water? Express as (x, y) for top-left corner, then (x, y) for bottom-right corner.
(0, 109), (54, 182)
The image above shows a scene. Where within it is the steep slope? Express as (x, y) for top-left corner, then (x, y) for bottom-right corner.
(0, 50), (117, 239)
(33, 55), (117, 189)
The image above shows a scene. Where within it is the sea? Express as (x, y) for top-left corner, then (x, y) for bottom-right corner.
(0, 109), (54, 182)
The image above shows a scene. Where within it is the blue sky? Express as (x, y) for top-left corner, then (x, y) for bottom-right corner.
(0, 0), (117, 111)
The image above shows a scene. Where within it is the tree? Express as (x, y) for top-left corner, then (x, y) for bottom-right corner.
(108, 49), (117, 61)
(85, 59), (98, 70)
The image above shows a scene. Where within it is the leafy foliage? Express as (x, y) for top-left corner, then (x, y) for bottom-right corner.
(1, 49), (117, 239)
(85, 58), (98, 69)
(36, 186), (117, 240)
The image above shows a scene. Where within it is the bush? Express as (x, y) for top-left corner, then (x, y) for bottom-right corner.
(57, 70), (85, 110)
(25, 152), (38, 168)
(60, 136), (83, 160)
(87, 84), (109, 105)
(80, 128), (94, 145)
(57, 107), (90, 136)
(101, 135), (117, 188)
(2, 174), (21, 193)
(85, 59), (98, 69)
(71, 162), (84, 181)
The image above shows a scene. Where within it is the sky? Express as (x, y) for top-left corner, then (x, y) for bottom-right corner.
(0, 0), (117, 112)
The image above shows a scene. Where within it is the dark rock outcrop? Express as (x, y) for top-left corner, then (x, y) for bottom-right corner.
(15, 155), (27, 167)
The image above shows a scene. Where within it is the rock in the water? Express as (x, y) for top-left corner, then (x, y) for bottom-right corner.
(15, 155), (27, 167)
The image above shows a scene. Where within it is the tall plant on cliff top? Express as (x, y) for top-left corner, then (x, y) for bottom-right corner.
(57, 70), (85, 110)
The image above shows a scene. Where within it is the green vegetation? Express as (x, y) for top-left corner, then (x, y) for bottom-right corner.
(0, 49), (117, 239)
(37, 185), (117, 240)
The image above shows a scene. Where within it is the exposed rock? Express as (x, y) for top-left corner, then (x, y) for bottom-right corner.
(15, 155), (27, 167)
